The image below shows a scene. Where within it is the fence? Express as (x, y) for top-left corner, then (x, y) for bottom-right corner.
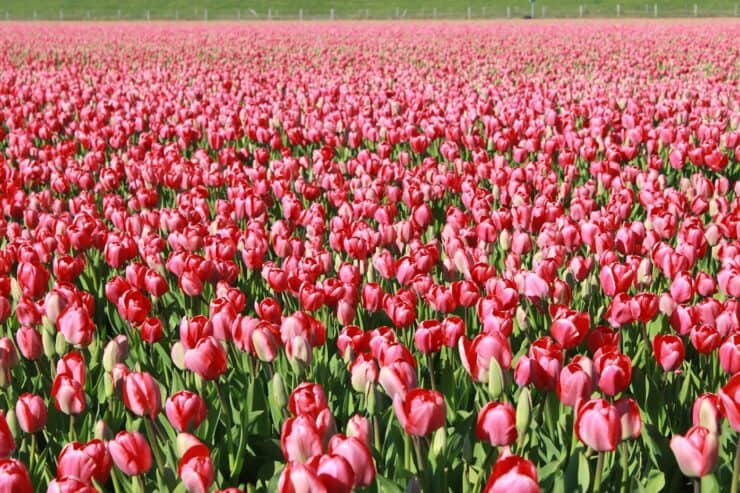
(1, 4), (739, 20)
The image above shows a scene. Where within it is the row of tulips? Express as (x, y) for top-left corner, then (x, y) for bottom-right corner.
(0, 20), (738, 492)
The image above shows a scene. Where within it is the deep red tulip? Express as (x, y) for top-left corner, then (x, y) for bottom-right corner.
(109, 431), (152, 476)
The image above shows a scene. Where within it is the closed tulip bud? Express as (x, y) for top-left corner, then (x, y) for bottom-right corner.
(171, 341), (186, 370)
(103, 335), (129, 372)
(615, 397), (641, 440)
(15, 393), (46, 434)
(184, 336), (227, 381)
(477, 401), (517, 447)
(515, 306), (528, 333)
(498, 230), (511, 251)
(109, 431), (152, 476)
(393, 389), (446, 437)
(55, 332), (69, 356)
(515, 387), (532, 438)
(122, 371), (162, 419)
(51, 373), (86, 415)
(670, 426), (718, 478)
(430, 426), (447, 460)
(575, 398), (620, 452)
(4, 411), (17, 441)
(487, 357), (504, 400)
(327, 434), (376, 488)
(652, 334), (685, 372)
(287, 335), (312, 375)
(692, 393), (721, 435)
(94, 419), (113, 441)
(270, 372), (288, 410)
(15, 327), (42, 361)
(42, 328), (56, 359)
(346, 415), (371, 447)
(178, 445), (215, 493)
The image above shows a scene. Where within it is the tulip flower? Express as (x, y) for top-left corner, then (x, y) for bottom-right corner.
(483, 455), (540, 493)
(476, 402), (517, 447)
(670, 426), (718, 478)
(393, 388), (446, 437)
(109, 431), (152, 476)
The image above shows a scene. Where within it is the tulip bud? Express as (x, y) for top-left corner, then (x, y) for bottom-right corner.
(498, 230), (511, 251)
(288, 336), (312, 375)
(4, 410), (18, 440)
(270, 373), (288, 410)
(9, 278), (21, 303)
(515, 306), (528, 334)
(487, 357), (504, 400)
(429, 426), (447, 462)
(516, 387), (532, 439)
(42, 315), (55, 336)
(42, 329), (56, 359)
(55, 332), (69, 355)
(171, 342), (186, 370)
(94, 420), (113, 441)
(103, 335), (129, 372)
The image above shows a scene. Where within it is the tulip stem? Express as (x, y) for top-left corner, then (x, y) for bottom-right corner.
(732, 434), (740, 493)
(135, 474), (146, 493)
(373, 415), (382, 452)
(111, 469), (123, 493)
(412, 436), (426, 474)
(593, 451), (605, 492)
(694, 478), (701, 493)
(144, 419), (167, 472)
(214, 380), (233, 428)
(426, 353), (437, 391)
(68, 415), (75, 441)
(29, 433), (36, 472)
(620, 441), (628, 493)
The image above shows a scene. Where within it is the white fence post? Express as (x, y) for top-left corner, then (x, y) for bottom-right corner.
(330, 8), (335, 19)
(507, 6), (511, 17)
(542, 5), (546, 17)
(693, 4), (698, 15)
(579, 4), (583, 16)
(146, 9), (150, 20)
(59, 9), (63, 20)
(467, 6), (471, 18)
(616, 4), (620, 16)
(299, 8), (303, 20)
(433, 7), (437, 18)
(204, 8), (208, 20)
(654, 3), (658, 16)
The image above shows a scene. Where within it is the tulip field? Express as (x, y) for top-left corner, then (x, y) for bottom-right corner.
(0, 20), (738, 493)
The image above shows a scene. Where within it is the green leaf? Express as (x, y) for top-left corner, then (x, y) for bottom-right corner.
(643, 469), (665, 492)
(375, 474), (404, 493)
(577, 451), (590, 493)
(701, 474), (721, 493)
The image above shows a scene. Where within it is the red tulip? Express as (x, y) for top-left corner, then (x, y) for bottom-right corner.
(108, 431), (152, 476)
(615, 397), (642, 440)
(327, 435), (376, 488)
(599, 262), (634, 297)
(652, 334), (685, 372)
(476, 402), (517, 446)
(140, 317), (164, 343)
(669, 426), (718, 478)
(289, 382), (328, 420)
(557, 363), (593, 408)
(15, 393), (47, 434)
(15, 327), (42, 361)
(47, 477), (98, 493)
(117, 288), (151, 327)
(280, 416), (323, 464)
(57, 305), (95, 347)
(593, 348), (632, 396)
(0, 459), (33, 493)
(51, 374), (86, 415)
(122, 371), (161, 420)
(719, 334), (740, 374)
(184, 336), (227, 381)
(483, 455), (540, 493)
(178, 445), (214, 493)
(575, 398), (620, 452)
(307, 454), (354, 493)
(459, 332), (513, 382)
(166, 391), (208, 433)
(393, 388), (446, 437)
(278, 462), (327, 493)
